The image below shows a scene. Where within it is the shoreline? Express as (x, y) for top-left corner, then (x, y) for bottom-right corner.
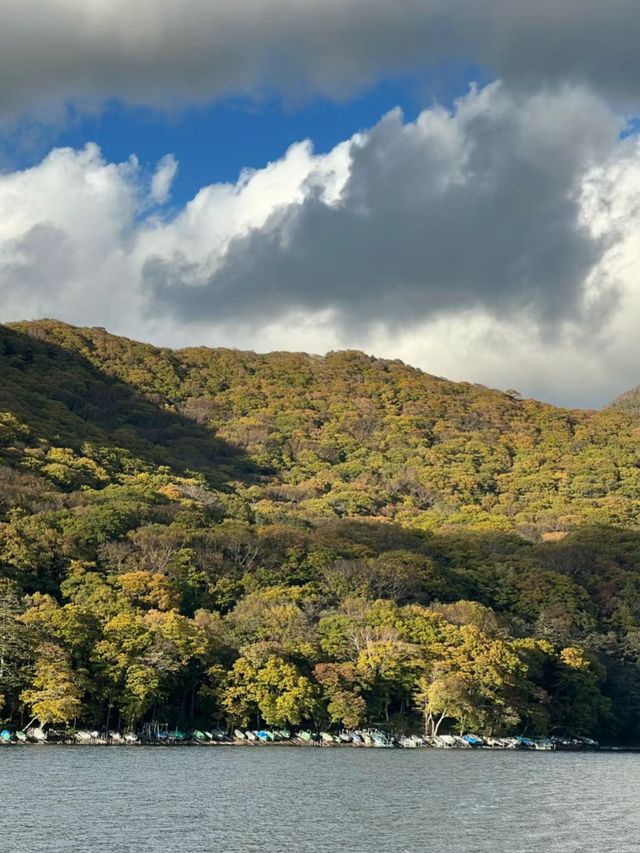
(1, 739), (630, 752)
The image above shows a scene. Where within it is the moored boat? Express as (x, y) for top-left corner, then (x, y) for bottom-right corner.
(400, 735), (424, 748)
(28, 727), (48, 743)
(212, 729), (229, 741)
(433, 735), (457, 748)
(75, 730), (93, 743)
(171, 730), (188, 742)
(372, 732), (394, 748)
(575, 736), (599, 749)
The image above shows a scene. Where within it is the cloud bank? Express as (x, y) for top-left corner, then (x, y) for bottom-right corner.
(146, 84), (618, 336)
(2, 83), (640, 406)
(2, 0), (640, 117)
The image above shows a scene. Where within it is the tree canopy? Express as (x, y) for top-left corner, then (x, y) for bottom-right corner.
(1, 319), (640, 741)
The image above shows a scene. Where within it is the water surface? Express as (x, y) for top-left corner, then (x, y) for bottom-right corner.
(1, 746), (636, 852)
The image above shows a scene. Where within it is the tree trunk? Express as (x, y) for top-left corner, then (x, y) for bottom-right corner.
(433, 709), (448, 736)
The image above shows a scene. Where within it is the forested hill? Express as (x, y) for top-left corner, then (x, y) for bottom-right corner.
(4, 318), (640, 743)
(4, 318), (640, 535)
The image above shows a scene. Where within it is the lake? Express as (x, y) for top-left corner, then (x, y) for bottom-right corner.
(1, 746), (636, 852)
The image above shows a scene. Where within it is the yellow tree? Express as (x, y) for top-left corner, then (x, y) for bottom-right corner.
(21, 643), (82, 726)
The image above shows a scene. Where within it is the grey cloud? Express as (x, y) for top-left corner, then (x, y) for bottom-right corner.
(0, 224), (75, 299)
(3, 1), (640, 118)
(0, 0), (439, 117)
(146, 85), (621, 337)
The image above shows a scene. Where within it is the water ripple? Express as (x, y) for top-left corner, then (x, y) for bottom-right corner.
(1, 747), (638, 852)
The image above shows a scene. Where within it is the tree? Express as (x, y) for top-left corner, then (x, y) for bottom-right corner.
(314, 662), (366, 729)
(222, 654), (319, 728)
(94, 610), (200, 726)
(21, 643), (82, 726)
(0, 579), (32, 718)
(550, 647), (611, 736)
(413, 625), (533, 736)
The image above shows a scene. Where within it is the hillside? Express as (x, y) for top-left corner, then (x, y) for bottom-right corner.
(4, 319), (640, 536)
(608, 385), (640, 418)
(3, 319), (640, 742)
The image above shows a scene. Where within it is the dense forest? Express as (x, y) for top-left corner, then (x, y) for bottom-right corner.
(3, 319), (640, 742)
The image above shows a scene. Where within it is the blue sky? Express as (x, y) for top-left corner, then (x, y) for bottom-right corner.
(14, 63), (489, 207)
(55, 81), (426, 205)
(2, 1), (640, 407)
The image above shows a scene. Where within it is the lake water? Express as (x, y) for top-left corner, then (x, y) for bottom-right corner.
(1, 746), (637, 852)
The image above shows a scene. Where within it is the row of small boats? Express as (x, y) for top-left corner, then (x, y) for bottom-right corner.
(431, 734), (599, 750)
(232, 731), (599, 750)
(0, 727), (142, 745)
(234, 729), (398, 747)
(0, 726), (599, 750)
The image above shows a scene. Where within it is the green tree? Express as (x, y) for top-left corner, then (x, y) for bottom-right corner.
(0, 579), (32, 717)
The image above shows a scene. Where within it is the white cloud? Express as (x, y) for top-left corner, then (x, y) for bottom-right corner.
(3, 1), (640, 118)
(150, 155), (178, 205)
(1, 83), (640, 407)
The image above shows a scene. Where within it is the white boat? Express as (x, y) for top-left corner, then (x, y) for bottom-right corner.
(29, 727), (47, 742)
(245, 731), (257, 741)
(234, 729), (246, 740)
(124, 732), (139, 743)
(434, 735), (457, 748)
(372, 732), (394, 748)
(75, 730), (93, 742)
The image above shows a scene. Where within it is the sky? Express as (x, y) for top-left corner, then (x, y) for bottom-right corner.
(2, 2), (640, 408)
